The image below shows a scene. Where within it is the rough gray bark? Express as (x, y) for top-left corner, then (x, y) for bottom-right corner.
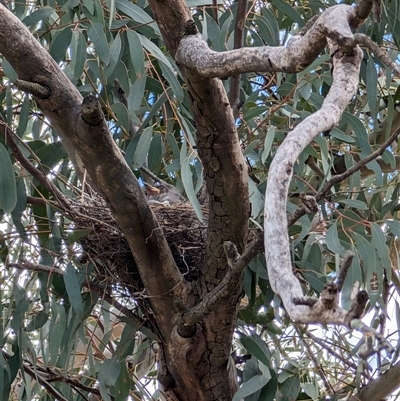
(0, 0), (185, 354)
(173, 2), (390, 326)
(1, 0), (399, 400)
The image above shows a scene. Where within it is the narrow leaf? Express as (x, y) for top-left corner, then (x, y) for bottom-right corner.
(126, 30), (145, 79)
(326, 220), (345, 255)
(88, 22), (110, 64)
(2, 59), (18, 82)
(239, 333), (271, 368)
(340, 199), (368, 210)
(278, 375), (300, 401)
(133, 126), (152, 168)
(138, 34), (172, 68)
(159, 61), (183, 102)
(180, 144), (203, 220)
(370, 223), (392, 277)
(105, 33), (122, 77)
(128, 76), (146, 113)
(115, 0), (155, 26)
(16, 95), (30, 137)
(98, 358), (121, 387)
(22, 6), (55, 26)
(71, 31), (87, 80)
(261, 126), (275, 163)
(271, 0), (304, 26)
(233, 374), (269, 401)
(64, 263), (84, 316)
(49, 27), (72, 63)
(0, 143), (17, 213)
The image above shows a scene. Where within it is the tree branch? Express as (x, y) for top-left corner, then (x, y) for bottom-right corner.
(22, 363), (70, 401)
(176, 5), (373, 78)
(8, 261), (150, 333)
(180, 235), (264, 327)
(2, 349), (102, 401)
(14, 79), (50, 98)
(229, 0), (247, 117)
(0, 117), (69, 209)
(0, 3), (187, 336)
(288, 126), (400, 226)
(264, 37), (363, 324)
(305, 332), (359, 371)
(0, 4), (86, 179)
(353, 0), (374, 26)
(344, 33), (400, 74)
(348, 361), (400, 401)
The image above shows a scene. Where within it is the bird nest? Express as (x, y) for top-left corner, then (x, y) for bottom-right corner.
(66, 196), (208, 295)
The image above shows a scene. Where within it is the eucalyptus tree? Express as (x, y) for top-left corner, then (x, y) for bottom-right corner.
(0, 0), (399, 400)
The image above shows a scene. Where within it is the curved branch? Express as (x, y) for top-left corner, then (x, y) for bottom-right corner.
(0, 4), (85, 179)
(264, 41), (363, 323)
(176, 5), (367, 78)
(15, 79), (50, 98)
(353, 0), (374, 25)
(0, 5), (185, 340)
(355, 34), (400, 73)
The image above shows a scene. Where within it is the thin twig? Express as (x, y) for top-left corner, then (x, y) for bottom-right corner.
(295, 327), (334, 394)
(0, 117), (69, 209)
(288, 127), (400, 226)
(306, 332), (359, 371)
(23, 364), (70, 401)
(8, 261), (148, 330)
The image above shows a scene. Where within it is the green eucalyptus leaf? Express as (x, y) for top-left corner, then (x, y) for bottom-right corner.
(2, 59), (18, 82)
(0, 143), (17, 213)
(105, 33), (122, 77)
(126, 30), (145, 79)
(239, 333), (271, 368)
(63, 263), (84, 316)
(115, 0), (156, 29)
(233, 374), (269, 401)
(71, 30), (87, 80)
(271, 0), (304, 26)
(50, 27), (72, 63)
(370, 222), (392, 279)
(22, 6), (55, 27)
(278, 375), (300, 401)
(340, 199), (368, 210)
(326, 220), (345, 255)
(128, 76), (146, 113)
(159, 61), (183, 102)
(180, 143), (203, 220)
(133, 126), (152, 168)
(98, 358), (121, 387)
(88, 22), (110, 64)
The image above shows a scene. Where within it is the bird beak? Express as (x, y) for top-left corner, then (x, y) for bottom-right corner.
(143, 182), (160, 195)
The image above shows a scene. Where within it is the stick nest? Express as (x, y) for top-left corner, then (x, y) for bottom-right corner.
(66, 196), (208, 295)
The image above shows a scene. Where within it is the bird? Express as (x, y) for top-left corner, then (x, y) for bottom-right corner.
(143, 182), (185, 206)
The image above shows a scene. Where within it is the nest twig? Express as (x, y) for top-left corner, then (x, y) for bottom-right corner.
(66, 196), (208, 297)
